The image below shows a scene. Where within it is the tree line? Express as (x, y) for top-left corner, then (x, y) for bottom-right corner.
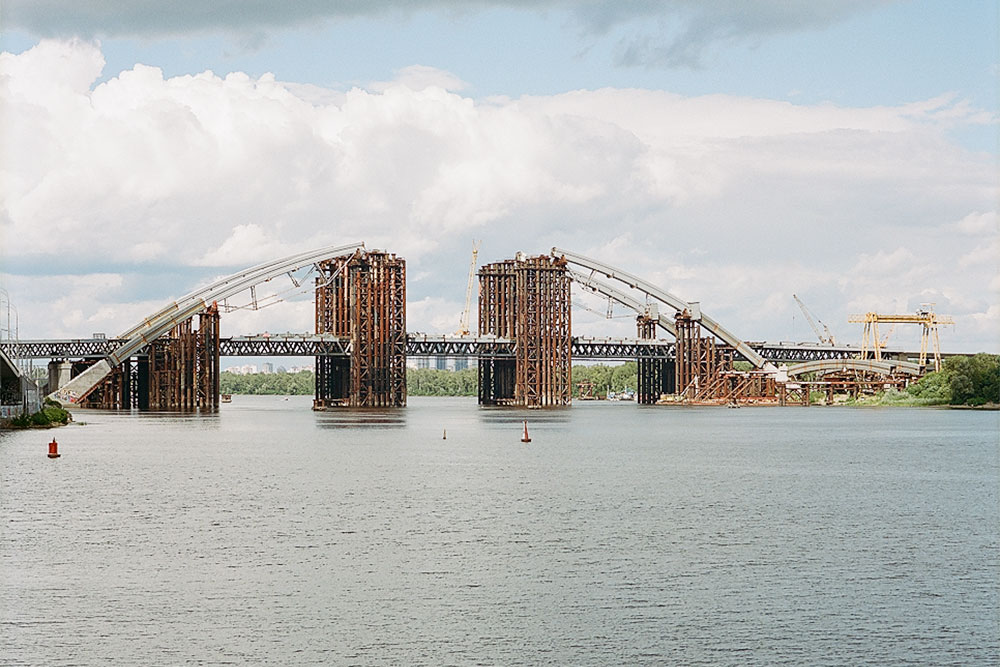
(220, 370), (315, 395)
(901, 353), (999, 406)
(218, 356), (998, 406)
(220, 364), (638, 397)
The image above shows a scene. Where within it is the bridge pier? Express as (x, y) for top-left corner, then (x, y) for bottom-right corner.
(314, 251), (407, 408)
(47, 361), (73, 395)
(146, 304), (221, 410)
(478, 254), (571, 407)
(636, 313), (674, 404)
(68, 305), (220, 410)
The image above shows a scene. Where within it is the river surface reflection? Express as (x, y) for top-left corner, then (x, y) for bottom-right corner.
(2, 396), (997, 665)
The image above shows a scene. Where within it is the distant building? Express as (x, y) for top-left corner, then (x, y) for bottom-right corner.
(454, 357), (468, 371)
(435, 356), (448, 370)
(261, 362), (274, 374)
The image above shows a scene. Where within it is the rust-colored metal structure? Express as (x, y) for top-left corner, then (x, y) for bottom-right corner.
(674, 309), (721, 398)
(314, 251), (407, 408)
(76, 360), (130, 410)
(148, 304), (220, 410)
(636, 313), (674, 404)
(78, 305), (220, 410)
(478, 254), (571, 407)
(669, 309), (780, 405)
(477, 260), (517, 404)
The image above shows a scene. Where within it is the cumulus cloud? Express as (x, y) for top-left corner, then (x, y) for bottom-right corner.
(1, 39), (997, 352)
(3, 0), (890, 68)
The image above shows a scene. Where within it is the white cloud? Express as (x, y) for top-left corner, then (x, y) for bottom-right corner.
(1, 39), (997, 352)
(951, 210), (998, 235)
(370, 65), (468, 93)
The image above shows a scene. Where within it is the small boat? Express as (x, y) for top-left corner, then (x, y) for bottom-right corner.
(221, 394), (232, 403)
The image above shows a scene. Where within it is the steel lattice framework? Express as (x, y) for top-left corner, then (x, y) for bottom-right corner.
(314, 251), (407, 408)
(1, 337), (941, 365)
(515, 255), (572, 407)
(0, 337), (940, 363)
(477, 260), (518, 404)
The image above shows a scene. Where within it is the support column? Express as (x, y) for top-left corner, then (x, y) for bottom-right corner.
(477, 260), (517, 405)
(47, 361), (73, 394)
(636, 310), (673, 404)
(313, 251), (407, 408)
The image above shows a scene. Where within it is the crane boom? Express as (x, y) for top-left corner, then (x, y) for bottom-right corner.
(793, 294), (835, 345)
(457, 240), (481, 336)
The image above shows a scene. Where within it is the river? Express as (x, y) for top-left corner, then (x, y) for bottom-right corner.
(1, 396), (997, 665)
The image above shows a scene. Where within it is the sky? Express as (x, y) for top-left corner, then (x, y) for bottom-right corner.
(1, 0), (998, 357)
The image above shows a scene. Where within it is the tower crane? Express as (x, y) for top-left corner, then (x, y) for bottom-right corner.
(456, 240), (481, 336)
(792, 294), (836, 345)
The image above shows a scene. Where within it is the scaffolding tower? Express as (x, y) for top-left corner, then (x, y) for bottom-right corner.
(314, 251), (407, 408)
(478, 254), (571, 407)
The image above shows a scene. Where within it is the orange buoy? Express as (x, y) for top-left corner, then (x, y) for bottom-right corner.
(521, 420), (531, 443)
(47, 438), (60, 459)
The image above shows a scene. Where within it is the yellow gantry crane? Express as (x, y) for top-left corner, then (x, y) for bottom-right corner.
(848, 304), (954, 371)
(456, 240), (481, 336)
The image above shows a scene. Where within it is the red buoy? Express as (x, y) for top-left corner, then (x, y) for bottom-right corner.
(521, 420), (531, 443)
(47, 438), (60, 459)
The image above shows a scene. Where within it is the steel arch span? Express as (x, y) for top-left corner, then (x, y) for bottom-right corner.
(554, 247), (772, 371)
(49, 242), (366, 405)
(785, 358), (922, 378)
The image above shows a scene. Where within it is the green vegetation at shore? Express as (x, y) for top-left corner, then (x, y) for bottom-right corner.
(3, 400), (71, 428)
(220, 370), (315, 395)
(218, 356), (997, 406)
(852, 353), (999, 407)
(220, 364), (640, 398)
(571, 362), (637, 397)
(408, 368), (478, 396)
(409, 363), (639, 397)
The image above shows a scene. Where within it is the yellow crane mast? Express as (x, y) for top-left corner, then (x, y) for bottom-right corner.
(456, 240), (481, 336)
(848, 305), (954, 371)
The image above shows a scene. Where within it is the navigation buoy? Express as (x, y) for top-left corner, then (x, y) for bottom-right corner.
(521, 420), (531, 443)
(443, 429), (447, 440)
(47, 438), (61, 459)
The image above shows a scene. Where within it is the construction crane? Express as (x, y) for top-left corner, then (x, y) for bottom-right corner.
(848, 304), (954, 371)
(456, 240), (481, 336)
(792, 294), (836, 345)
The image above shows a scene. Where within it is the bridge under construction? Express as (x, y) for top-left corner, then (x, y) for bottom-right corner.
(2, 244), (946, 412)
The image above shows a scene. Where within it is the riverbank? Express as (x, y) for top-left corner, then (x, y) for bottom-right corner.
(0, 403), (72, 429)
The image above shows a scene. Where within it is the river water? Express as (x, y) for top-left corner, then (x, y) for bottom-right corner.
(1, 397), (997, 665)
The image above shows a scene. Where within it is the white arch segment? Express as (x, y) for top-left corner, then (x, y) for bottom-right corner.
(566, 268), (677, 337)
(785, 358), (922, 378)
(553, 247), (770, 370)
(50, 242), (365, 405)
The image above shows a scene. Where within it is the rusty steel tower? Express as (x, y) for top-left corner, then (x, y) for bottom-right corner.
(478, 253), (571, 407)
(74, 304), (221, 411)
(673, 307), (721, 399)
(147, 304), (221, 410)
(314, 250), (407, 408)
